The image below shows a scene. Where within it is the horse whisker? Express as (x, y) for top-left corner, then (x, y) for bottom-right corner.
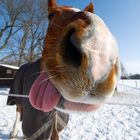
(31, 71), (47, 76)
(52, 22), (63, 29)
(47, 37), (59, 40)
(40, 73), (61, 84)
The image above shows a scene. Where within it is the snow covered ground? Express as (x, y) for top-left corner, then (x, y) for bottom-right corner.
(119, 80), (140, 89)
(0, 81), (140, 140)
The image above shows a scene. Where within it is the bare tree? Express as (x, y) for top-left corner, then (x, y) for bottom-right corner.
(0, 0), (28, 50)
(121, 62), (128, 79)
(0, 0), (48, 66)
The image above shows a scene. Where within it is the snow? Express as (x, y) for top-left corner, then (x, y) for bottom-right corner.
(117, 80), (140, 94)
(0, 81), (140, 140)
(61, 106), (140, 140)
(0, 64), (19, 70)
(119, 80), (140, 89)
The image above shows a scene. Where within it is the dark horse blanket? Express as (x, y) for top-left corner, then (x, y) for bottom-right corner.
(7, 59), (69, 139)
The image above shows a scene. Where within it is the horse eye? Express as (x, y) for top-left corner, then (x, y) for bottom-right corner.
(48, 13), (55, 20)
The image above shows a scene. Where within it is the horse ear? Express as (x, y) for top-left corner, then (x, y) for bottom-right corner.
(84, 2), (94, 13)
(48, 0), (58, 10)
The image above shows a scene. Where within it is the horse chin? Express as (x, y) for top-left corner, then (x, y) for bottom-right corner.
(55, 95), (102, 114)
(54, 87), (114, 113)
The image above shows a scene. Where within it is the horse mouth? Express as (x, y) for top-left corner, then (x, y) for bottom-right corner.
(29, 72), (102, 113)
(56, 96), (101, 113)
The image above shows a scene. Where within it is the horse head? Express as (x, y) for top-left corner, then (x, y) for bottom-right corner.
(30, 0), (121, 113)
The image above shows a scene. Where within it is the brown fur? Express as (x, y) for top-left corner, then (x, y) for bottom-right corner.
(42, 0), (119, 100)
(84, 2), (94, 13)
(95, 64), (117, 94)
(41, 4), (92, 98)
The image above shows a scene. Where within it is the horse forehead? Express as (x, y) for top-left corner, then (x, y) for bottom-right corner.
(69, 7), (81, 12)
(52, 6), (81, 13)
(59, 5), (81, 12)
(49, 7), (87, 27)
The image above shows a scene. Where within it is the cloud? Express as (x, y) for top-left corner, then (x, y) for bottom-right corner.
(125, 61), (140, 74)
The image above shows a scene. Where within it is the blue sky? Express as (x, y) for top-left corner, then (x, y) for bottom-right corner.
(57, 0), (140, 74)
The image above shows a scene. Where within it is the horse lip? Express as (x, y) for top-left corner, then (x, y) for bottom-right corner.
(56, 94), (102, 112)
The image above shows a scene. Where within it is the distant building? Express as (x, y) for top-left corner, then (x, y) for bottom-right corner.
(0, 64), (19, 87)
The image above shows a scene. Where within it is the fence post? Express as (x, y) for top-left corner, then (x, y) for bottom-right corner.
(135, 80), (137, 88)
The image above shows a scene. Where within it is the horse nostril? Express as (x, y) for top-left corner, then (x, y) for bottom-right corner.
(63, 28), (83, 68)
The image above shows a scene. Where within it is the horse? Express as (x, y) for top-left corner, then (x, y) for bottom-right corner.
(7, 0), (120, 139)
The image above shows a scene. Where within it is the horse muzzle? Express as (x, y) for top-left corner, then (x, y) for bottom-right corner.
(41, 11), (121, 113)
